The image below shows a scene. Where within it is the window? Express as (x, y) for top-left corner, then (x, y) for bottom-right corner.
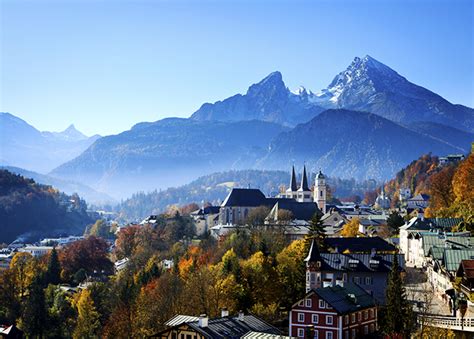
(364, 310), (368, 320)
(351, 329), (356, 338)
(326, 315), (333, 325)
(344, 315), (349, 325)
(369, 309), (374, 318)
(365, 277), (373, 285)
(358, 312), (361, 321)
(364, 325), (368, 335)
(312, 314), (319, 324)
(306, 298), (312, 308)
(351, 314), (356, 323)
(298, 313), (305, 323)
(314, 330), (319, 339)
(353, 276), (360, 284)
(311, 272), (316, 283)
(186, 335), (192, 339)
(320, 191), (323, 197)
(344, 331), (349, 339)
(297, 328), (304, 338)
(326, 332), (333, 339)
(342, 273), (347, 282)
(319, 300), (325, 309)
(370, 324), (375, 333)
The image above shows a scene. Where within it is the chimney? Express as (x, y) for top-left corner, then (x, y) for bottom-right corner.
(198, 314), (208, 328)
(370, 248), (376, 258)
(335, 278), (344, 287)
(238, 310), (244, 321)
(221, 308), (229, 317)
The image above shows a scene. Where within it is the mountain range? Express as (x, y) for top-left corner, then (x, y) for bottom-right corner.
(3, 55), (473, 199)
(0, 113), (100, 173)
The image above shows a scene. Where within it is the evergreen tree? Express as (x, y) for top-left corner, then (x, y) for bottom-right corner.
(20, 275), (47, 337)
(46, 247), (61, 285)
(387, 211), (405, 231)
(73, 289), (100, 339)
(382, 254), (414, 337)
(304, 213), (326, 252)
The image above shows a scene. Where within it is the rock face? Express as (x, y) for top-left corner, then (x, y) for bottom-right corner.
(318, 56), (474, 132)
(259, 109), (467, 180)
(0, 113), (100, 173)
(190, 71), (325, 127)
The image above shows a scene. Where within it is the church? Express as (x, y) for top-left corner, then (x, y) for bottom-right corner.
(279, 165), (327, 213)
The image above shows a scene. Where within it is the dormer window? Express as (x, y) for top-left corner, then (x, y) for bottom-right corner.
(348, 259), (359, 268)
(369, 259), (379, 268)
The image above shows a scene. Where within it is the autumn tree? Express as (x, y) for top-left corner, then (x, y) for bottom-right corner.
(340, 218), (360, 237)
(277, 209), (294, 225)
(246, 206), (271, 227)
(88, 219), (111, 238)
(60, 236), (113, 281)
(428, 165), (456, 213)
(452, 153), (474, 220)
(9, 252), (37, 299)
(73, 289), (101, 339)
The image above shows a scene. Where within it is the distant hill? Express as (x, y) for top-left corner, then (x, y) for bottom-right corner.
(0, 112), (100, 173)
(51, 119), (288, 198)
(116, 169), (378, 222)
(0, 169), (96, 243)
(259, 109), (467, 180)
(0, 166), (115, 204)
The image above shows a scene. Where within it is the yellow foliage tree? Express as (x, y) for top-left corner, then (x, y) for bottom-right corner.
(452, 153), (474, 219)
(73, 289), (100, 339)
(341, 218), (360, 237)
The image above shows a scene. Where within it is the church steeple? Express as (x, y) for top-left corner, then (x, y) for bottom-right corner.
(305, 239), (323, 292)
(287, 165), (298, 192)
(298, 165), (310, 192)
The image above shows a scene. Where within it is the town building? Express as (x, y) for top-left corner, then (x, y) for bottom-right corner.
(314, 171), (327, 214)
(18, 245), (53, 257)
(455, 260), (474, 316)
(439, 154), (465, 166)
(406, 193), (430, 211)
(374, 186), (390, 210)
(290, 283), (378, 339)
(152, 312), (281, 339)
(280, 165), (312, 203)
(399, 187), (411, 201)
(190, 205), (220, 235)
(324, 237), (397, 254)
(305, 240), (404, 304)
(320, 209), (347, 236)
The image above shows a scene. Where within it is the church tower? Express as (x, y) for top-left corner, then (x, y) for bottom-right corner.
(297, 165), (311, 202)
(304, 239), (322, 292)
(286, 165), (298, 199)
(314, 170), (326, 213)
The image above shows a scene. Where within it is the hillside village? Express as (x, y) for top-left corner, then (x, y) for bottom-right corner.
(1, 149), (473, 338)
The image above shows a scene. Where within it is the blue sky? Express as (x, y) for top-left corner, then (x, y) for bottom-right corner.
(1, 0), (473, 136)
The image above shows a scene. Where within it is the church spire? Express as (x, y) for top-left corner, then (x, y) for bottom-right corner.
(298, 165), (310, 191)
(287, 165), (298, 192)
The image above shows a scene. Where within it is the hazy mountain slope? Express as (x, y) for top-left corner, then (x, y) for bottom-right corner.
(318, 56), (474, 132)
(259, 109), (464, 180)
(0, 169), (95, 243)
(51, 118), (289, 198)
(405, 121), (474, 153)
(0, 113), (101, 173)
(190, 71), (325, 126)
(1, 166), (115, 204)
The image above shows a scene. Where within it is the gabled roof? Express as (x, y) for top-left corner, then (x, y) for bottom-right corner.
(165, 314), (200, 326)
(304, 283), (376, 315)
(272, 200), (320, 221)
(298, 165), (310, 192)
(305, 239), (322, 263)
(221, 188), (267, 207)
(457, 260), (474, 281)
(324, 237), (396, 253)
(443, 249), (474, 272)
(408, 193), (430, 201)
(163, 314), (281, 339)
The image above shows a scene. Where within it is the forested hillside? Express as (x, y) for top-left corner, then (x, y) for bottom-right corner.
(0, 170), (95, 243)
(116, 169), (378, 222)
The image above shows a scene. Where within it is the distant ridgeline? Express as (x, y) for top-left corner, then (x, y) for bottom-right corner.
(0, 170), (95, 243)
(116, 169), (378, 222)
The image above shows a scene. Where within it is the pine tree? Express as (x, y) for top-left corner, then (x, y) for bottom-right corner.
(73, 289), (100, 339)
(46, 247), (61, 285)
(382, 254), (414, 337)
(20, 275), (46, 337)
(387, 211), (405, 231)
(304, 213), (326, 252)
